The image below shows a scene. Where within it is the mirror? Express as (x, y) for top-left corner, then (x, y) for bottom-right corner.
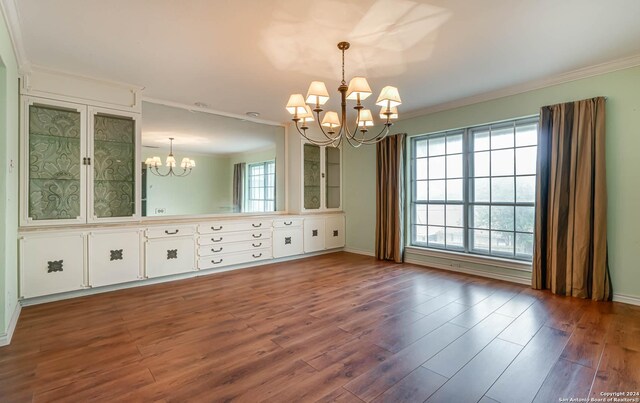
(141, 101), (285, 217)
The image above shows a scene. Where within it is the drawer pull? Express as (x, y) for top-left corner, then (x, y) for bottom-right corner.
(167, 249), (178, 260)
(110, 249), (123, 261)
(211, 259), (223, 264)
(165, 229), (179, 235)
(252, 234), (263, 239)
(284, 221), (293, 226)
(253, 253), (262, 258)
(252, 242), (262, 248)
(333, 230), (339, 237)
(252, 223), (262, 228)
(211, 247), (223, 253)
(47, 260), (64, 273)
(211, 237), (223, 242)
(285, 237), (292, 245)
(211, 226), (223, 231)
(312, 229), (318, 237)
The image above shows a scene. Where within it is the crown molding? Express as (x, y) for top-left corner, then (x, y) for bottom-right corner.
(401, 53), (640, 121)
(0, 0), (29, 71)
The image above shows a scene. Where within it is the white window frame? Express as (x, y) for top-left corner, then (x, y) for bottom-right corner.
(245, 160), (276, 212)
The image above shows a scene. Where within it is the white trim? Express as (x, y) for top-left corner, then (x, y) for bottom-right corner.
(612, 293), (640, 307)
(404, 256), (531, 285)
(405, 246), (532, 273)
(343, 247), (375, 257)
(0, 304), (21, 346)
(0, 0), (28, 71)
(142, 96), (285, 127)
(402, 53), (640, 120)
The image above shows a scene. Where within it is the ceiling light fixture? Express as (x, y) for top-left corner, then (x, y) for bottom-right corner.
(286, 41), (401, 148)
(144, 137), (196, 177)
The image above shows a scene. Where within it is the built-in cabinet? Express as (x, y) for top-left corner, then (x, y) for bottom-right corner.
(302, 143), (342, 211)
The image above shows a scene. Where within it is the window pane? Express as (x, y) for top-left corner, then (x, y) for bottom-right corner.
(429, 180), (445, 201)
(473, 130), (490, 151)
(415, 140), (428, 158)
(491, 126), (514, 149)
(491, 149), (514, 176)
(491, 206), (514, 231)
(516, 206), (535, 232)
(447, 154), (463, 178)
(516, 233), (534, 258)
(446, 205), (463, 227)
(429, 137), (446, 156)
(471, 229), (490, 252)
(516, 176), (536, 202)
(474, 151), (490, 177)
(516, 146), (537, 175)
(492, 177), (514, 202)
(516, 123), (538, 147)
(415, 225), (427, 243)
(416, 158), (428, 180)
(446, 227), (464, 248)
(472, 178), (490, 202)
(415, 204), (427, 225)
(447, 134), (463, 154)
(428, 226), (445, 245)
(428, 204), (445, 226)
(416, 181), (428, 200)
(470, 205), (490, 229)
(429, 156), (445, 179)
(447, 179), (463, 201)
(491, 231), (514, 256)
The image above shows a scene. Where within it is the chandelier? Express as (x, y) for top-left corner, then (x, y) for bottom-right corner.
(286, 41), (401, 148)
(144, 137), (196, 177)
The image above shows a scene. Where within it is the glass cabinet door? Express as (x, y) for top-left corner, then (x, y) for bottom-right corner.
(325, 147), (341, 209)
(92, 113), (137, 219)
(303, 143), (321, 210)
(27, 103), (83, 221)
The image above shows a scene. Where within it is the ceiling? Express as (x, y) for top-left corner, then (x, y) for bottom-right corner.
(12, 0), (640, 123)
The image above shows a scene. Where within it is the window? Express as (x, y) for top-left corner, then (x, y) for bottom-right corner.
(246, 161), (275, 212)
(410, 117), (538, 261)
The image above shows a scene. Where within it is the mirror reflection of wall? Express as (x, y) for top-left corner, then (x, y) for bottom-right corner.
(141, 102), (285, 217)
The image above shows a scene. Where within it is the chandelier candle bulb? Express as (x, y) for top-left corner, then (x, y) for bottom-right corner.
(306, 81), (330, 107)
(346, 77), (372, 102)
(380, 106), (399, 120)
(321, 111), (341, 128)
(358, 109), (374, 127)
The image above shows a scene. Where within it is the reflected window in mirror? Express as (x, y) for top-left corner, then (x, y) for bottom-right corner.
(246, 160), (275, 213)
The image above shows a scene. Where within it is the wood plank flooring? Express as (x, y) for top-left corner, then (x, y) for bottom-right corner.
(1, 252), (639, 402)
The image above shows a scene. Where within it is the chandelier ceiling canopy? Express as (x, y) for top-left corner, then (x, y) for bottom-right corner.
(144, 137), (196, 177)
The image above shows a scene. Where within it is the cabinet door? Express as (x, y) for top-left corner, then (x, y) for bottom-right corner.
(273, 228), (304, 258)
(146, 237), (196, 278)
(303, 143), (321, 210)
(20, 234), (86, 298)
(89, 230), (142, 287)
(89, 108), (140, 221)
(325, 147), (341, 209)
(22, 98), (87, 225)
(325, 215), (346, 249)
(304, 217), (325, 253)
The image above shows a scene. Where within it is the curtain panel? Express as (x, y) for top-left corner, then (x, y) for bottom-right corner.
(375, 133), (406, 263)
(533, 97), (611, 300)
(232, 162), (246, 213)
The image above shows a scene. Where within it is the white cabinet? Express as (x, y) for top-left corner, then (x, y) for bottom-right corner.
(325, 215), (346, 249)
(20, 233), (86, 298)
(302, 143), (341, 212)
(146, 236), (196, 278)
(303, 217), (325, 253)
(273, 219), (304, 258)
(88, 229), (142, 287)
(197, 220), (272, 270)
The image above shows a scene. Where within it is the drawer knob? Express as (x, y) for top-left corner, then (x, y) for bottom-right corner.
(211, 226), (223, 231)
(253, 253), (262, 258)
(110, 249), (123, 261)
(167, 249), (178, 260)
(312, 229), (318, 237)
(252, 234), (262, 239)
(252, 242), (262, 248)
(211, 247), (223, 253)
(284, 221), (292, 226)
(333, 230), (339, 237)
(252, 223), (262, 228)
(212, 258), (223, 264)
(284, 237), (292, 245)
(165, 229), (179, 235)
(47, 260), (64, 273)
(211, 237), (223, 242)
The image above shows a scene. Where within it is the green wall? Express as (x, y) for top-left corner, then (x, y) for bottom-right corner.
(344, 66), (640, 299)
(0, 11), (20, 336)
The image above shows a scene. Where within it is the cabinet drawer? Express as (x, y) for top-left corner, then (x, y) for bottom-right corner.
(199, 220), (272, 234)
(273, 218), (303, 228)
(146, 225), (196, 239)
(198, 239), (272, 257)
(198, 248), (271, 270)
(89, 230), (142, 287)
(304, 217), (325, 253)
(146, 237), (196, 278)
(325, 215), (346, 249)
(198, 230), (271, 246)
(20, 234), (85, 298)
(273, 228), (304, 258)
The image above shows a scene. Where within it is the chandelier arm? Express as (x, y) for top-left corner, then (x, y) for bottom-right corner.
(293, 120), (338, 146)
(359, 122), (393, 144)
(313, 110), (342, 141)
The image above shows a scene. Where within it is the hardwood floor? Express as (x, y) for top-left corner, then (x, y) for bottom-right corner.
(1, 252), (639, 402)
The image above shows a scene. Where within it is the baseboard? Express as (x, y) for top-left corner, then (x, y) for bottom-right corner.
(612, 293), (640, 306)
(404, 257), (531, 285)
(343, 247), (375, 257)
(0, 303), (22, 347)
